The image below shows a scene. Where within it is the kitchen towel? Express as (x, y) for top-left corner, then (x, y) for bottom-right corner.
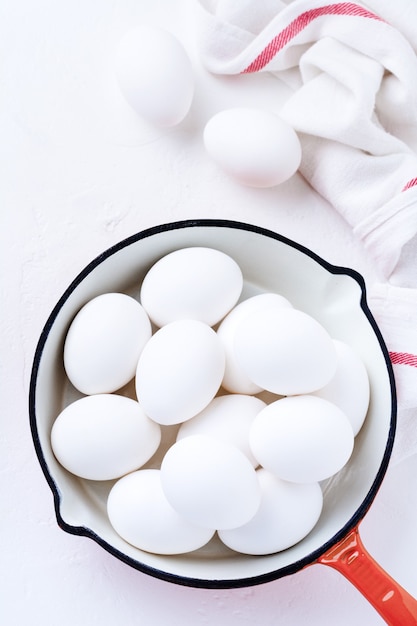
(195, 0), (417, 463)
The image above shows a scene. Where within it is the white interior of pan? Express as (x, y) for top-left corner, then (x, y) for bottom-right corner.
(32, 222), (393, 584)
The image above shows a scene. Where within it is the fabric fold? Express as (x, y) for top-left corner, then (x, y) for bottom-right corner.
(195, 1), (417, 280)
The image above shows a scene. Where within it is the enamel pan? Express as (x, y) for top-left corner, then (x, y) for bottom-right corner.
(29, 220), (417, 624)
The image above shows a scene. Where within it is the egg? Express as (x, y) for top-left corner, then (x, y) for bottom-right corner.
(140, 247), (243, 327)
(177, 394), (266, 467)
(203, 107), (302, 187)
(51, 394), (161, 481)
(160, 434), (261, 530)
(312, 339), (370, 436)
(107, 469), (215, 555)
(64, 293), (151, 395)
(114, 25), (194, 127)
(233, 307), (337, 395)
(218, 469), (323, 555)
(135, 319), (225, 425)
(249, 395), (354, 483)
(217, 293), (293, 394)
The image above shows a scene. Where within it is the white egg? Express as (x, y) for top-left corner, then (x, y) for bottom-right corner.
(203, 107), (302, 187)
(107, 470), (215, 555)
(312, 339), (370, 436)
(234, 307), (337, 395)
(140, 247), (243, 327)
(135, 320), (225, 425)
(217, 293), (293, 394)
(64, 293), (151, 395)
(218, 469), (323, 555)
(249, 395), (354, 483)
(177, 394), (266, 467)
(51, 394), (161, 481)
(160, 434), (261, 530)
(115, 25), (194, 127)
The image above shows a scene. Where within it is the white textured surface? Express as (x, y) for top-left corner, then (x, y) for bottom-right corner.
(1, 1), (417, 624)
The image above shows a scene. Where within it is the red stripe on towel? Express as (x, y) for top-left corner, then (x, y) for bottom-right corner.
(242, 3), (383, 73)
(390, 351), (417, 368)
(402, 177), (417, 192)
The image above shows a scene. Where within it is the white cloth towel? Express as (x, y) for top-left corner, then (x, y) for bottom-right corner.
(195, 0), (417, 463)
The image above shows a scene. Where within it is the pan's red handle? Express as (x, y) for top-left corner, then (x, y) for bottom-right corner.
(318, 526), (417, 625)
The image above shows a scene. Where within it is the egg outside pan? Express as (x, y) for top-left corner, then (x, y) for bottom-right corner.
(115, 25), (194, 128)
(29, 219), (396, 589)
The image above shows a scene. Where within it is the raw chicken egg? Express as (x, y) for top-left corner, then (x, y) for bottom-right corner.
(140, 247), (243, 327)
(135, 319), (225, 425)
(160, 434), (261, 530)
(249, 395), (354, 483)
(115, 25), (194, 127)
(177, 394), (266, 467)
(203, 107), (302, 187)
(217, 292), (293, 394)
(218, 469), (323, 555)
(64, 293), (151, 395)
(51, 394), (161, 481)
(234, 307), (337, 395)
(107, 469), (215, 555)
(312, 339), (370, 436)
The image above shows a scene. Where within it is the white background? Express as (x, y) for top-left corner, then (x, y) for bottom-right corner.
(2, 1), (417, 624)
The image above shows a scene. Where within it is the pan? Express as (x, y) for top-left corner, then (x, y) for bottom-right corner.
(29, 219), (417, 625)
